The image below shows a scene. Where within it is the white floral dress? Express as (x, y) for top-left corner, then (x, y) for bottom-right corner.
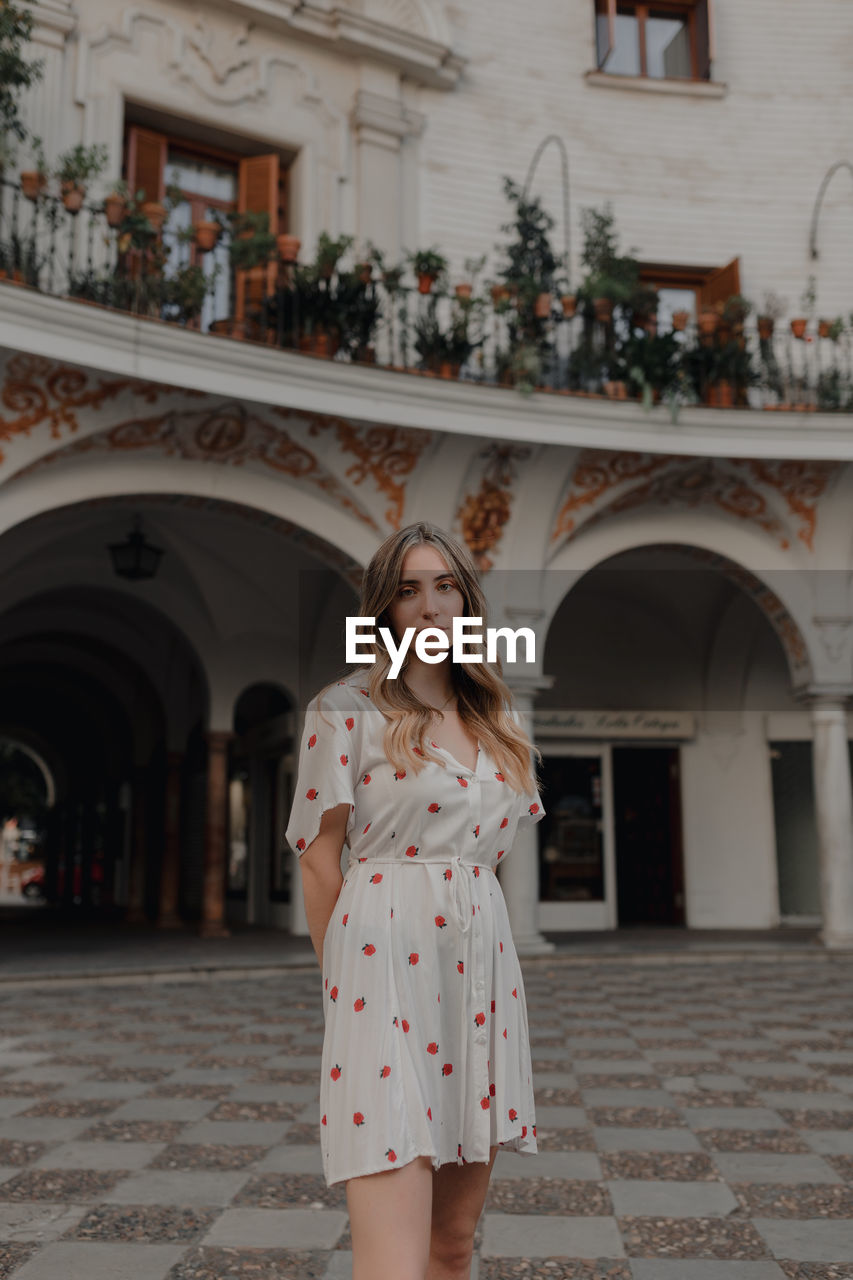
(285, 669), (546, 1186)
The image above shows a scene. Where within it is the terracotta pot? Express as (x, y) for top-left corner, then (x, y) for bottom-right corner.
(61, 181), (86, 213)
(817, 318), (832, 339)
(757, 316), (775, 340)
(491, 284), (510, 305)
(355, 261), (373, 284)
(671, 309), (690, 332)
(142, 201), (167, 232)
(20, 170), (47, 201)
(790, 317), (808, 339)
(604, 380), (628, 400)
(438, 360), (461, 380)
(417, 272), (436, 294)
(278, 233), (301, 263)
(706, 380), (735, 408)
(560, 294), (576, 318)
(104, 194), (127, 228)
(355, 344), (376, 364)
(592, 296), (613, 324)
(698, 308), (719, 337)
(193, 220), (221, 253)
(534, 291), (552, 319)
(455, 282), (473, 301)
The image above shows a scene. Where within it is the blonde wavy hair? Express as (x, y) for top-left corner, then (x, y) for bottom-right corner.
(318, 521), (541, 794)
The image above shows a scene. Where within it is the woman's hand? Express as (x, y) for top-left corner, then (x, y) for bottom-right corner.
(298, 803), (350, 966)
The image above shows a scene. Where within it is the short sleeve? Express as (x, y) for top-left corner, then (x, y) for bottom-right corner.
(510, 702), (546, 826)
(285, 689), (359, 857)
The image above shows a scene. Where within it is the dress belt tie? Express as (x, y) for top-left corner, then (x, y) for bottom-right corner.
(345, 855), (492, 936)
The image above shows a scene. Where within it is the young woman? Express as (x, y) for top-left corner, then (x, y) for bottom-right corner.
(285, 521), (545, 1280)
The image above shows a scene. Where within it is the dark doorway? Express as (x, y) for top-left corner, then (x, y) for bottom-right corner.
(613, 746), (685, 925)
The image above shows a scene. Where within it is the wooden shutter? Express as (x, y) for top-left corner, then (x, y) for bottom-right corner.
(235, 154), (280, 325)
(126, 127), (167, 203)
(698, 257), (741, 311)
(694, 0), (713, 80)
(597, 0), (617, 69)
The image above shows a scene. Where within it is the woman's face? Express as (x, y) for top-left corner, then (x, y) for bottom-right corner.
(386, 543), (466, 647)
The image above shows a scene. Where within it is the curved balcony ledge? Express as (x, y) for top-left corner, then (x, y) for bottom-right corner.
(1, 284), (852, 462)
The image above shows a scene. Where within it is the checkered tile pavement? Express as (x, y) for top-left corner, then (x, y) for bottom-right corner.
(1, 954), (852, 1279)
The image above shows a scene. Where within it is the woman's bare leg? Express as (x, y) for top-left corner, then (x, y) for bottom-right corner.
(347, 1153), (434, 1280)
(427, 1145), (499, 1280)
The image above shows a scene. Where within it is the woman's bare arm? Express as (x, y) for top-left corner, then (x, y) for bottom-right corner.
(299, 803), (350, 966)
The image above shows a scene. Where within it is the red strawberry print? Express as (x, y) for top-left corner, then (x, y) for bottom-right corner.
(444, 868), (453, 881)
(369, 873), (383, 884)
(428, 802), (441, 813)
(499, 941), (503, 952)
(508, 1107), (518, 1121)
(362, 943), (376, 956)
(490, 999), (495, 1012)
(339, 754), (348, 766)
(324, 977), (328, 990)
(359, 687), (369, 697)
(457, 776), (468, 788)
(427, 1106), (432, 1120)
(500, 817), (508, 829)
(528, 802), (540, 816)
(521, 1125), (528, 1138)
(435, 915), (447, 928)
(353, 1111), (365, 1126)
(342, 915), (348, 927)
(502, 1027), (508, 1039)
(362, 823), (371, 836)
(473, 866), (480, 877)
(405, 845), (418, 858)
(330, 1063), (342, 1080)
(401, 1018), (410, 1033)
(495, 771), (505, 782)
(394, 770), (406, 780)
(457, 960), (464, 974)
(480, 1096), (490, 1110)
(345, 717), (354, 730)
(358, 856), (367, 862)
(321, 1113), (327, 1125)
(457, 1143), (463, 1158)
(474, 1011), (485, 1026)
(512, 987), (518, 998)
(473, 825), (480, 838)
(497, 850), (504, 860)
(408, 952), (419, 965)
(308, 734), (317, 749)
(489, 1082), (496, 1096)
(379, 1064), (391, 1078)
(426, 1041), (438, 1055)
(306, 788), (318, 800)
(353, 996), (366, 1012)
(386, 1148), (397, 1162)
(532, 1125), (537, 1137)
(413, 746), (424, 757)
(442, 1063), (453, 1076)
(329, 985), (338, 1001)
(362, 773), (371, 785)
(295, 838), (306, 852)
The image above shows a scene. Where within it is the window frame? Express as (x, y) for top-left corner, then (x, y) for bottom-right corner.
(595, 0), (710, 82)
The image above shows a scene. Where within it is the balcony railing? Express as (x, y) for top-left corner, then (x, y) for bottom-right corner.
(2, 176), (853, 414)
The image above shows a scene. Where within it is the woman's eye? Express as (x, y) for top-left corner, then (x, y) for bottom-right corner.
(438, 581), (455, 592)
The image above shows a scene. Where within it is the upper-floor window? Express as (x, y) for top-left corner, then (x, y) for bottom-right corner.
(595, 0), (712, 81)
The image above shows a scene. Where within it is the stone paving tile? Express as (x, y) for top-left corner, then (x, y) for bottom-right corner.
(699, 1130), (813, 1154)
(0, 1243), (36, 1278)
(0, 1202), (89, 1242)
(167, 1247), (331, 1279)
(9, 1241), (185, 1279)
(481, 1213), (624, 1259)
(63, 1204), (220, 1243)
(0, 1140), (46, 1167)
(753, 1219), (853, 1263)
(778, 1109), (853, 1130)
(32, 1141), (164, 1171)
(600, 1151), (719, 1181)
(590, 1106), (688, 1128)
(202, 1207), (347, 1248)
(609, 1179), (738, 1218)
(732, 1182), (853, 1217)
(618, 1215), (773, 1258)
(484, 1177), (612, 1215)
(105, 1170), (251, 1206)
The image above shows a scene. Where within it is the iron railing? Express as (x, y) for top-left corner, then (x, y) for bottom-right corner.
(2, 176), (852, 413)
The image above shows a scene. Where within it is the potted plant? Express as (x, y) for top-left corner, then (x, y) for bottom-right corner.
(103, 179), (130, 229)
(314, 231), (354, 280)
(54, 141), (108, 213)
(671, 309), (690, 332)
(19, 134), (48, 201)
(408, 247), (448, 294)
(277, 232), (301, 263)
(817, 316), (844, 341)
(0, 3), (45, 152)
(226, 210), (277, 270)
(757, 291), (786, 341)
(194, 218), (222, 253)
(622, 331), (682, 409)
(790, 276), (816, 339)
(697, 303), (721, 338)
(560, 293), (577, 318)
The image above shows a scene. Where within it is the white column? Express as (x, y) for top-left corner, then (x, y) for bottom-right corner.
(500, 679), (555, 956)
(810, 695), (853, 949)
(350, 87), (424, 261)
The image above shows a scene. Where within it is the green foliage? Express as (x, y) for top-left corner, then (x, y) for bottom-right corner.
(413, 293), (484, 370)
(55, 142), (109, 185)
(0, 3), (44, 144)
(226, 210), (277, 269)
(316, 231), (354, 277)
